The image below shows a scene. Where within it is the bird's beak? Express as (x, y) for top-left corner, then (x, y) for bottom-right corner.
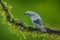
(24, 13), (26, 15)
(24, 13), (28, 15)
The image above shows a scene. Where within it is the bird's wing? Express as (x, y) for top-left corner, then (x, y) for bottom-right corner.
(33, 19), (42, 26)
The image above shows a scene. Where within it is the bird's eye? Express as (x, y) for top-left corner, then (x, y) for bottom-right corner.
(26, 13), (29, 15)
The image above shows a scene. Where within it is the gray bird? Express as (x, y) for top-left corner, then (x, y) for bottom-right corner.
(24, 11), (47, 32)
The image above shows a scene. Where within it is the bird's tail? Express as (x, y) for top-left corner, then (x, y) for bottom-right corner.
(39, 25), (47, 32)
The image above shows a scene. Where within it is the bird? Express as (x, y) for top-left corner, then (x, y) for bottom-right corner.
(24, 11), (47, 32)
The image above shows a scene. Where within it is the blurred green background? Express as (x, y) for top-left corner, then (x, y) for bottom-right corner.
(0, 0), (60, 40)
(5, 0), (60, 26)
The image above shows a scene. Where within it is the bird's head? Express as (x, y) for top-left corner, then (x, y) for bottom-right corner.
(24, 11), (36, 16)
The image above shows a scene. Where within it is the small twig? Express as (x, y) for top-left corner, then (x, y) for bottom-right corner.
(0, 0), (60, 35)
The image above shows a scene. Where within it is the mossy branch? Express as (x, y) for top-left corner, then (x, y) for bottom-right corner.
(0, 0), (60, 35)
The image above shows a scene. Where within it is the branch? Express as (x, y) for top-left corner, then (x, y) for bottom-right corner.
(0, 0), (60, 35)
